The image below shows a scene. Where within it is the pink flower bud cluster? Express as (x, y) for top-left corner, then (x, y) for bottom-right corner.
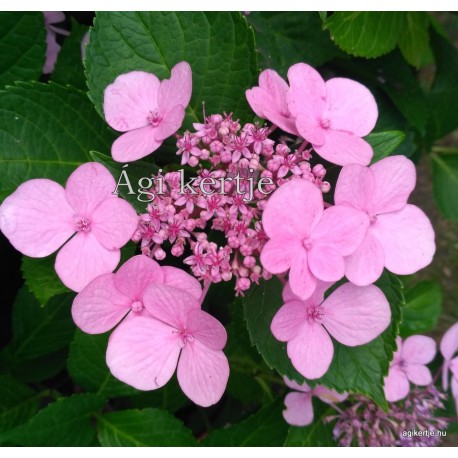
(133, 112), (329, 295)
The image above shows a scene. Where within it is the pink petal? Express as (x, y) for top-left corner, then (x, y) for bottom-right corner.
(55, 232), (120, 292)
(283, 377), (311, 393)
(106, 316), (180, 390)
(282, 280), (331, 306)
(324, 77), (378, 137)
(344, 230), (385, 286)
(283, 392), (314, 426)
(314, 130), (373, 167)
(450, 357), (458, 379)
(311, 205), (370, 256)
(91, 198), (138, 250)
(157, 62), (192, 113)
(321, 283), (390, 346)
(262, 179), (323, 239)
(65, 163), (117, 217)
(401, 335), (436, 365)
(103, 71), (160, 132)
(451, 373), (458, 413)
(0, 179), (74, 257)
(287, 322), (334, 380)
(260, 237), (298, 274)
(405, 364), (432, 386)
(369, 155), (416, 215)
(187, 309), (227, 351)
(308, 245), (345, 282)
(162, 266), (202, 301)
(334, 164), (375, 213)
(154, 105), (186, 141)
(295, 113), (325, 145)
(263, 107), (299, 136)
(71, 273), (131, 334)
(287, 63), (326, 120)
(245, 86), (266, 119)
(114, 255), (164, 300)
(372, 205), (435, 275)
(271, 301), (308, 342)
(143, 283), (199, 329)
(440, 323), (458, 362)
(177, 340), (229, 407)
(313, 386), (348, 404)
(111, 126), (162, 162)
(384, 366), (410, 402)
(289, 250), (318, 300)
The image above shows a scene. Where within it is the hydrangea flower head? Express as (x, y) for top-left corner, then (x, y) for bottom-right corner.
(286, 63), (378, 166)
(335, 155), (436, 285)
(383, 335), (436, 402)
(261, 179), (369, 299)
(0, 163), (138, 291)
(104, 62), (192, 162)
(72, 254), (202, 333)
(271, 281), (390, 379)
(106, 283), (229, 407)
(283, 377), (347, 426)
(246, 69), (299, 136)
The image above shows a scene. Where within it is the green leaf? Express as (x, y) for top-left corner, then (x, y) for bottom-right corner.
(243, 273), (403, 408)
(427, 30), (458, 141)
(0, 82), (115, 202)
(68, 330), (138, 398)
(86, 12), (257, 127)
(324, 12), (404, 58)
(21, 255), (70, 306)
(96, 408), (197, 446)
(90, 150), (158, 212)
(366, 130), (406, 163)
(247, 12), (342, 74)
(203, 398), (288, 446)
(0, 375), (41, 435)
(0, 287), (75, 381)
(398, 12), (431, 68)
(284, 401), (335, 446)
(0, 394), (105, 446)
(52, 19), (89, 90)
(399, 280), (442, 337)
(432, 153), (458, 221)
(0, 12), (46, 87)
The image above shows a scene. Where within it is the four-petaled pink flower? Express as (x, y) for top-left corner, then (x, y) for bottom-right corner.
(246, 69), (299, 136)
(283, 377), (347, 426)
(440, 322), (458, 412)
(335, 155), (436, 286)
(271, 281), (390, 379)
(261, 179), (369, 300)
(384, 335), (436, 402)
(104, 62), (192, 162)
(287, 63), (378, 166)
(72, 255), (202, 334)
(106, 283), (229, 407)
(0, 163), (138, 292)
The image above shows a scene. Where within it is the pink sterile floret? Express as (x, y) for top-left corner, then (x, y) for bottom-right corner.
(106, 283), (229, 407)
(72, 254), (202, 334)
(104, 61), (192, 162)
(286, 63), (378, 166)
(260, 179), (369, 300)
(271, 281), (390, 380)
(282, 377), (347, 426)
(440, 322), (458, 412)
(246, 69), (299, 136)
(335, 155), (436, 286)
(0, 162), (138, 292)
(383, 335), (436, 402)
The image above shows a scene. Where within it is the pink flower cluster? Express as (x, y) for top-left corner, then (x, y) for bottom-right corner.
(133, 112), (330, 295)
(72, 255), (229, 407)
